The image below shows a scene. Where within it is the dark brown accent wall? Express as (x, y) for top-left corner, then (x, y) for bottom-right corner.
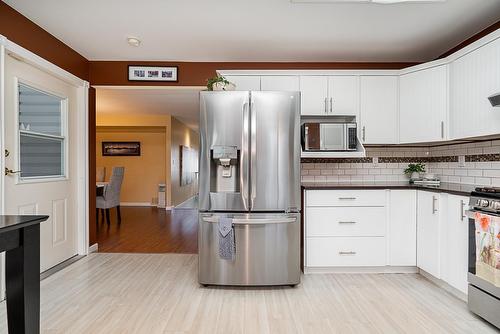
(437, 19), (500, 59)
(89, 61), (418, 86)
(0, 2), (89, 80)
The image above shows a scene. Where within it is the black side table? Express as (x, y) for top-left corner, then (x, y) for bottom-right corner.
(0, 215), (48, 334)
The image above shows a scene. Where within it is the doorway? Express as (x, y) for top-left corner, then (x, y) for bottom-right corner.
(93, 86), (201, 253)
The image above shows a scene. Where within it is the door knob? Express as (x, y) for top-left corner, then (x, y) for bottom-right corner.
(4, 168), (21, 176)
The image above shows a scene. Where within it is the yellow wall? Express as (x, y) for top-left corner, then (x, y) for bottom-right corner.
(96, 126), (166, 204)
(97, 113), (172, 205)
(170, 117), (199, 206)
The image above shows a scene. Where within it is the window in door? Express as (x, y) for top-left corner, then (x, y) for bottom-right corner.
(17, 83), (67, 180)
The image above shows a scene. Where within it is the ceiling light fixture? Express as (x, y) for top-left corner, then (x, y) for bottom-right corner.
(127, 37), (141, 47)
(291, 0), (445, 3)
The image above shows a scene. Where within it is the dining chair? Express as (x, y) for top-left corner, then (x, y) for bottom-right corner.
(96, 166), (106, 182)
(96, 167), (124, 225)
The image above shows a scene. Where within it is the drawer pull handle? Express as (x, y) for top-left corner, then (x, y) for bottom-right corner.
(338, 197), (356, 200)
(338, 221), (356, 224)
(339, 251), (356, 255)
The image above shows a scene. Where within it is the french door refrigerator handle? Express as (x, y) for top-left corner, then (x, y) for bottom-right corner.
(250, 98), (257, 209)
(241, 101), (250, 210)
(202, 216), (296, 225)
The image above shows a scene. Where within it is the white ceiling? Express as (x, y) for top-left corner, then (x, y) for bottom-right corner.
(96, 87), (202, 130)
(5, 0), (500, 62)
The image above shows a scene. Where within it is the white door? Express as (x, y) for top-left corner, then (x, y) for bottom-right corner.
(224, 75), (261, 91)
(417, 191), (441, 278)
(4, 54), (78, 272)
(260, 76), (299, 91)
(299, 76), (328, 115)
(441, 194), (469, 294)
(328, 76), (359, 117)
(400, 65), (447, 143)
(360, 76), (399, 144)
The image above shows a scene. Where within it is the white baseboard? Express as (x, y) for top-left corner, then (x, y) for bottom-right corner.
(119, 202), (152, 207)
(88, 243), (98, 254)
(418, 269), (467, 302)
(304, 266), (418, 274)
(165, 206), (173, 210)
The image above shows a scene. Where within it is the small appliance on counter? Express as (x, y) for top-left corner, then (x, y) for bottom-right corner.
(466, 187), (500, 329)
(198, 91), (301, 287)
(411, 173), (441, 186)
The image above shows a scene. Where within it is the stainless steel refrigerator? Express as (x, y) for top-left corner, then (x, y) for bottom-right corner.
(198, 90), (301, 286)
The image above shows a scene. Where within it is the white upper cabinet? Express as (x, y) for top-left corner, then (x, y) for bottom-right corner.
(450, 38), (500, 139)
(260, 76), (300, 91)
(300, 75), (359, 116)
(224, 75), (261, 91)
(399, 65), (447, 143)
(328, 76), (359, 117)
(417, 190), (441, 278)
(360, 76), (399, 144)
(299, 76), (329, 115)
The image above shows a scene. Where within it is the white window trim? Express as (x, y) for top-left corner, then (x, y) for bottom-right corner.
(14, 79), (69, 184)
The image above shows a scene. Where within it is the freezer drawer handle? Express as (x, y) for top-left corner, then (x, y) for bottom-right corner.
(338, 221), (356, 224)
(339, 251), (356, 256)
(338, 197), (356, 200)
(202, 216), (297, 225)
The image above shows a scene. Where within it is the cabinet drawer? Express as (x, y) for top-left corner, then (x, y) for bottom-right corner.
(306, 207), (386, 237)
(306, 237), (386, 267)
(306, 190), (386, 207)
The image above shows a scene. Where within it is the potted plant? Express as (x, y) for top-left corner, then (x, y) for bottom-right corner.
(206, 75), (236, 91)
(404, 163), (426, 181)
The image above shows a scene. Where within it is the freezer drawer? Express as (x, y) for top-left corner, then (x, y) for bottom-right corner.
(198, 212), (300, 286)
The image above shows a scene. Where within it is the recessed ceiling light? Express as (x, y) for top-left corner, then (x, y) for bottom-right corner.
(127, 37), (141, 47)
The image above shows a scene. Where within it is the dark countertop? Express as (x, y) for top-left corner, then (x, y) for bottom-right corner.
(0, 215), (49, 233)
(301, 181), (475, 197)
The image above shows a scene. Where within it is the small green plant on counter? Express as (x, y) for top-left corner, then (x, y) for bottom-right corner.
(206, 74), (231, 91)
(404, 163), (426, 177)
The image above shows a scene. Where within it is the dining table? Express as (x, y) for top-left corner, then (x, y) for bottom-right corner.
(96, 181), (108, 197)
(1, 215), (49, 333)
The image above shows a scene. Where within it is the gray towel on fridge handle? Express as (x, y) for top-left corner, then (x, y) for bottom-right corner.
(218, 217), (235, 260)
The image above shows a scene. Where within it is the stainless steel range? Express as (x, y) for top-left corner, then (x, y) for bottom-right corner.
(198, 91), (301, 286)
(466, 187), (500, 329)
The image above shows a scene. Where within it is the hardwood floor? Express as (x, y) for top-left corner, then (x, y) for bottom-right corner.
(0, 253), (497, 334)
(96, 207), (198, 253)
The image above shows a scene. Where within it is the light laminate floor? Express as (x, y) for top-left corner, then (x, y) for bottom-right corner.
(0, 253), (497, 334)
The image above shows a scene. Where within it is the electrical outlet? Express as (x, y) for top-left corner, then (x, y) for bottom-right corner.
(373, 157), (378, 165)
(458, 155), (465, 167)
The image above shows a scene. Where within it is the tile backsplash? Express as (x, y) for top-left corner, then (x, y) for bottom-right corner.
(301, 140), (500, 186)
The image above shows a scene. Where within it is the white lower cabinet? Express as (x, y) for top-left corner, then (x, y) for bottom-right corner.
(417, 191), (441, 278)
(305, 189), (387, 268)
(389, 190), (417, 266)
(440, 194), (469, 294)
(305, 188), (470, 294)
(307, 237), (386, 267)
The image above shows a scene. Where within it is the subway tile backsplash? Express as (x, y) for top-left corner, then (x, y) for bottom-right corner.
(301, 140), (500, 186)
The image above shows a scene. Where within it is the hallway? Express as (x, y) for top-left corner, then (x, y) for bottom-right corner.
(96, 207), (198, 253)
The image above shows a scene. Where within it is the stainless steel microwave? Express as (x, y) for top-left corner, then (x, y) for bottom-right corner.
(302, 122), (357, 151)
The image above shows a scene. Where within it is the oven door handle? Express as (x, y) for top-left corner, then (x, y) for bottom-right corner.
(465, 209), (500, 218)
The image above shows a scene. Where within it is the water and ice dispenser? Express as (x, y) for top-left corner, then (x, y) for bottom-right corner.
(211, 146), (240, 193)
